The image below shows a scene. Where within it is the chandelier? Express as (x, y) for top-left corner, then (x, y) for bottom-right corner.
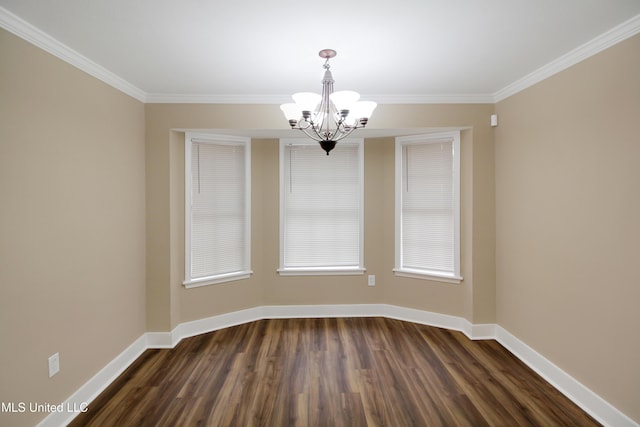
(280, 49), (377, 155)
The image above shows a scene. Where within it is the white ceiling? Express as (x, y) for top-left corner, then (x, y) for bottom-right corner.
(1, 1), (639, 104)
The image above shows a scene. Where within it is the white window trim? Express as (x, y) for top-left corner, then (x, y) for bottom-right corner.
(393, 269), (462, 284)
(277, 267), (366, 276)
(394, 131), (462, 284)
(278, 138), (365, 276)
(183, 132), (252, 288)
(184, 271), (253, 288)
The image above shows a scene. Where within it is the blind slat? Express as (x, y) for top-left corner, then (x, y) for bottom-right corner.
(189, 141), (247, 279)
(282, 143), (362, 268)
(401, 140), (456, 274)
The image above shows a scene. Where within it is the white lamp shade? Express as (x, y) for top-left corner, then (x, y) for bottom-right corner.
(351, 101), (377, 119)
(292, 92), (321, 112)
(280, 103), (301, 120)
(342, 113), (358, 127)
(329, 90), (360, 112)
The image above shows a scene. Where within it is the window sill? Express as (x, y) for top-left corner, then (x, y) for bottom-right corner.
(183, 270), (253, 288)
(278, 267), (366, 277)
(393, 268), (463, 284)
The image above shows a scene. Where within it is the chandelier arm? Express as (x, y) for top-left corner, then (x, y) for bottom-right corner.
(281, 49), (375, 154)
(295, 119), (313, 131)
(300, 106), (365, 142)
(331, 126), (357, 143)
(306, 113), (328, 140)
(333, 121), (354, 139)
(298, 123), (328, 142)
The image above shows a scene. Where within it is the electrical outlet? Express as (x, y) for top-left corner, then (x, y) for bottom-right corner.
(48, 353), (60, 377)
(368, 275), (376, 286)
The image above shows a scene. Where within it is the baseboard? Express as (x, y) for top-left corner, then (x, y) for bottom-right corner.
(145, 331), (174, 348)
(36, 335), (147, 427)
(466, 322), (497, 340)
(176, 306), (264, 344)
(495, 326), (639, 427)
(263, 303), (386, 319)
(44, 304), (637, 427)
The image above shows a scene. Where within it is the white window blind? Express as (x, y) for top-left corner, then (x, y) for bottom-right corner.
(280, 140), (364, 274)
(184, 133), (251, 287)
(395, 132), (461, 282)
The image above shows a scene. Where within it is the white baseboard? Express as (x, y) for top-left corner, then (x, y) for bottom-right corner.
(466, 322), (497, 340)
(495, 326), (639, 427)
(383, 304), (468, 333)
(36, 335), (147, 427)
(42, 304), (637, 427)
(145, 331), (174, 348)
(176, 306), (264, 344)
(263, 303), (386, 319)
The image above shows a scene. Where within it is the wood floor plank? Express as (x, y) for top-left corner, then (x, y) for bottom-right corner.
(69, 318), (601, 427)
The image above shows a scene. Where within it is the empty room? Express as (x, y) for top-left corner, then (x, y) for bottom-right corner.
(1, 1), (639, 426)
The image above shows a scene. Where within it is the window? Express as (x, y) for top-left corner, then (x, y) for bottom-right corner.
(279, 139), (364, 275)
(184, 133), (251, 287)
(395, 131), (462, 283)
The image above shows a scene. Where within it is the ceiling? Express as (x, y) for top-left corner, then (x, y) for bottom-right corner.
(1, 1), (639, 104)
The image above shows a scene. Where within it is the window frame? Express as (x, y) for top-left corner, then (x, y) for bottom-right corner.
(278, 138), (365, 276)
(394, 131), (462, 284)
(183, 132), (252, 288)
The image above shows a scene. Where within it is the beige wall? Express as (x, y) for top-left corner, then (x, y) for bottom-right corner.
(0, 29), (146, 427)
(495, 34), (640, 421)
(145, 103), (496, 329)
(6, 15), (638, 424)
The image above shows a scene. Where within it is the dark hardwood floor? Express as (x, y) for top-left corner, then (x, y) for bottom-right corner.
(69, 317), (600, 426)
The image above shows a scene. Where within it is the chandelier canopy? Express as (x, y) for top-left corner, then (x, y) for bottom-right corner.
(280, 49), (377, 155)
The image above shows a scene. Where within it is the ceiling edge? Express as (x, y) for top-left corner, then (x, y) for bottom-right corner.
(1, 7), (638, 105)
(0, 6), (146, 102)
(144, 94), (292, 104)
(494, 14), (640, 103)
(144, 93), (496, 104)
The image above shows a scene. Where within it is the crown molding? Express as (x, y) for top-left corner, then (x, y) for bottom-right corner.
(2, 6), (639, 106)
(0, 6), (146, 102)
(494, 13), (640, 102)
(144, 93), (496, 104)
(144, 93), (293, 104)
(367, 94), (496, 104)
